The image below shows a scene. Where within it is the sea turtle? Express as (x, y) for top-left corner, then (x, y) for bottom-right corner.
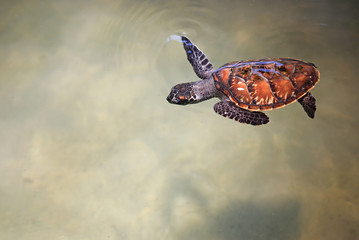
(166, 36), (320, 125)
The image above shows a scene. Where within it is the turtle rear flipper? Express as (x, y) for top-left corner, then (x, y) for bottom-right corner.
(182, 36), (213, 79)
(298, 92), (316, 118)
(214, 100), (269, 126)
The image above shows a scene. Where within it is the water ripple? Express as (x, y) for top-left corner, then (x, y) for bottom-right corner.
(99, 1), (220, 72)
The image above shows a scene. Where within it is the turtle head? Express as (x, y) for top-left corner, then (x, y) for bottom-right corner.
(166, 83), (197, 105)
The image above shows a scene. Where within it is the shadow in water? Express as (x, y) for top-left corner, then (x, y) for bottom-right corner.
(178, 199), (301, 240)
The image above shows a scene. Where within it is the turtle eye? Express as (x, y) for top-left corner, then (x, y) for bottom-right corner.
(174, 94), (191, 105)
(178, 95), (186, 100)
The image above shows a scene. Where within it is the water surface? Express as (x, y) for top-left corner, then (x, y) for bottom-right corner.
(0, 0), (358, 239)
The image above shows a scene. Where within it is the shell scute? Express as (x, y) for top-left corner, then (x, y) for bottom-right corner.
(277, 63), (295, 77)
(214, 68), (230, 87)
(213, 58), (319, 111)
(229, 77), (251, 103)
(292, 72), (308, 88)
(256, 62), (276, 79)
(269, 75), (296, 102)
(247, 73), (277, 106)
(300, 64), (315, 76)
(232, 64), (252, 79)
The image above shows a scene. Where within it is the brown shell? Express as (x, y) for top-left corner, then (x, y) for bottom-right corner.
(213, 58), (320, 111)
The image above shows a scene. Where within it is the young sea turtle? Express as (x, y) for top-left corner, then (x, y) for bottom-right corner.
(167, 36), (320, 125)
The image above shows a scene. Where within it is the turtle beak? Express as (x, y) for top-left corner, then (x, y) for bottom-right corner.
(166, 90), (189, 105)
(166, 93), (173, 103)
(166, 92), (183, 104)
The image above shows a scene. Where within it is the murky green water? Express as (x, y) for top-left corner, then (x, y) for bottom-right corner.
(0, 0), (358, 239)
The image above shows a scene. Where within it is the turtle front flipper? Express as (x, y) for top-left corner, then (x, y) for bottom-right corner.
(214, 100), (269, 125)
(182, 36), (213, 79)
(298, 92), (316, 118)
